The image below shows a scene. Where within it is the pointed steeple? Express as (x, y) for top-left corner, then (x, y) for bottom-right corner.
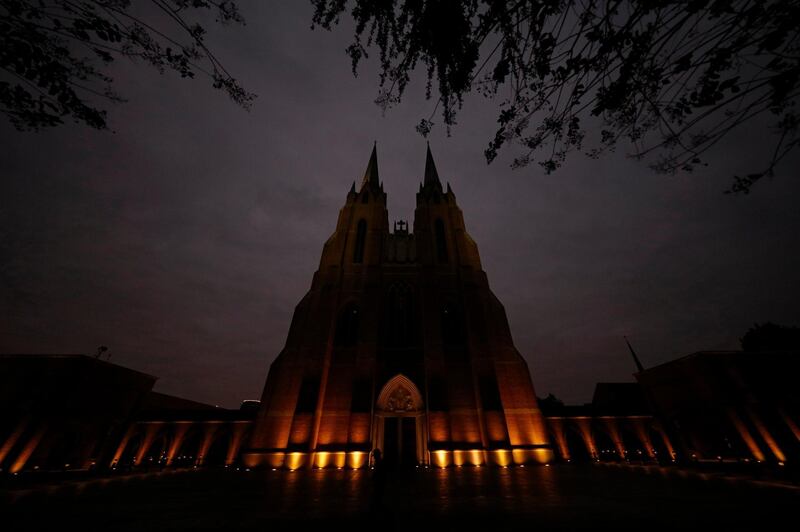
(361, 142), (380, 191)
(624, 336), (645, 373)
(424, 143), (442, 188)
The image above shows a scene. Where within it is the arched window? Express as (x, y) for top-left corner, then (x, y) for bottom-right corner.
(435, 218), (448, 263)
(353, 219), (367, 263)
(334, 303), (359, 347)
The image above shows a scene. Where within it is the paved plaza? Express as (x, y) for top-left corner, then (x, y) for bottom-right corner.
(2, 464), (797, 531)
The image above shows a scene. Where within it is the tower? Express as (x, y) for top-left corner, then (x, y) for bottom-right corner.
(242, 145), (553, 469)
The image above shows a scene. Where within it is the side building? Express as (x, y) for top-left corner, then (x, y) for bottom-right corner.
(0, 354), (256, 474)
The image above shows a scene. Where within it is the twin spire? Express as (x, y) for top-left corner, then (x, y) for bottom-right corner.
(361, 142), (381, 192)
(357, 142), (443, 193)
(424, 143), (441, 188)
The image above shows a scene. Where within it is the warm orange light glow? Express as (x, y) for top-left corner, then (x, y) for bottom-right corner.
(347, 451), (367, 469)
(9, 424), (47, 473)
(573, 418), (598, 458)
(242, 451), (284, 469)
(491, 449), (512, 467)
(196, 424), (221, 466)
(333, 451), (346, 468)
(287, 452), (306, 470)
(469, 449), (484, 466)
(546, 418), (570, 461)
(504, 410), (550, 448)
(452, 450), (465, 467)
(631, 419), (656, 459)
(778, 408), (800, 442)
(428, 413), (449, 443)
(166, 423), (191, 465)
(600, 418), (626, 458)
(134, 423), (164, 464)
(315, 451), (330, 468)
(109, 426), (136, 467)
(452, 449), (485, 466)
(432, 450), (450, 468)
(347, 414), (370, 444)
(512, 448), (554, 465)
(654, 426), (677, 460)
(0, 418), (30, 467)
(225, 423), (249, 466)
(728, 409), (766, 462)
(745, 407), (786, 462)
(313, 451), (347, 468)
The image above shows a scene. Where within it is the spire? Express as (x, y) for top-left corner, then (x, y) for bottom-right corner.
(424, 142), (442, 188)
(624, 336), (645, 373)
(361, 142), (380, 191)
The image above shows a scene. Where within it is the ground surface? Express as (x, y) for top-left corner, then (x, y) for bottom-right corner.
(2, 464), (797, 531)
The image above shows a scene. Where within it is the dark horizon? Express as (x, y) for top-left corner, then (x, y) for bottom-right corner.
(2, 2), (800, 409)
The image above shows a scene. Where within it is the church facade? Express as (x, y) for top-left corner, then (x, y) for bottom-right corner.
(242, 146), (553, 469)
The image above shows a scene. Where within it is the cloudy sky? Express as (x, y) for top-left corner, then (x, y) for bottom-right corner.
(2, 2), (799, 408)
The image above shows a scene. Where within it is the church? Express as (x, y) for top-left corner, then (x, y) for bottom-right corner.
(3, 147), (797, 476)
(242, 145), (554, 469)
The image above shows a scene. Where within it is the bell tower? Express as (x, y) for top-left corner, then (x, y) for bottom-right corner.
(318, 143), (389, 271)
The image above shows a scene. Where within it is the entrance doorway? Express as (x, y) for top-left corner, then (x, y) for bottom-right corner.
(383, 417), (418, 468)
(374, 374), (427, 468)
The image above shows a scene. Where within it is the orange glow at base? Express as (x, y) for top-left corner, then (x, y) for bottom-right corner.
(347, 451), (367, 469)
(491, 449), (513, 467)
(746, 408), (787, 462)
(433, 450), (450, 468)
(314, 451), (347, 469)
(165, 423), (191, 465)
(728, 409), (766, 462)
(779, 408), (800, 442)
(453, 450), (485, 466)
(287, 452), (306, 470)
(225, 424), (249, 466)
(0, 419), (30, 467)
(109, 426), (135, 467)
(9, 425), (47, 474)
(512, 448), (554, 465)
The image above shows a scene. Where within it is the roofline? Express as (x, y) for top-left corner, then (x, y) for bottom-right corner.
(0, 353), (158, 381)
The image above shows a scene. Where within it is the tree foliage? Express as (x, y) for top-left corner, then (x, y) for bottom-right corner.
(0, 0), (255, 131)
(537, 393), (566, 413)
(741, 322), (800, 351)
(312, 0), (799, 193)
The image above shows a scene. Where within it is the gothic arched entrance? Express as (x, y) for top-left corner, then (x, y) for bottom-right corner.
(374, 374), (428, 468)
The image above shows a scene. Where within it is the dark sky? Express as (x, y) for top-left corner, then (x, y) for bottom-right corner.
(2, 2), (799, 408)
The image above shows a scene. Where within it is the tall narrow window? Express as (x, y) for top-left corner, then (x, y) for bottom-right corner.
(383, 283), (415, 347)
(334, 303), (359, 347)
(435, 218), (448, 263)
(353, 219), (367, 263)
